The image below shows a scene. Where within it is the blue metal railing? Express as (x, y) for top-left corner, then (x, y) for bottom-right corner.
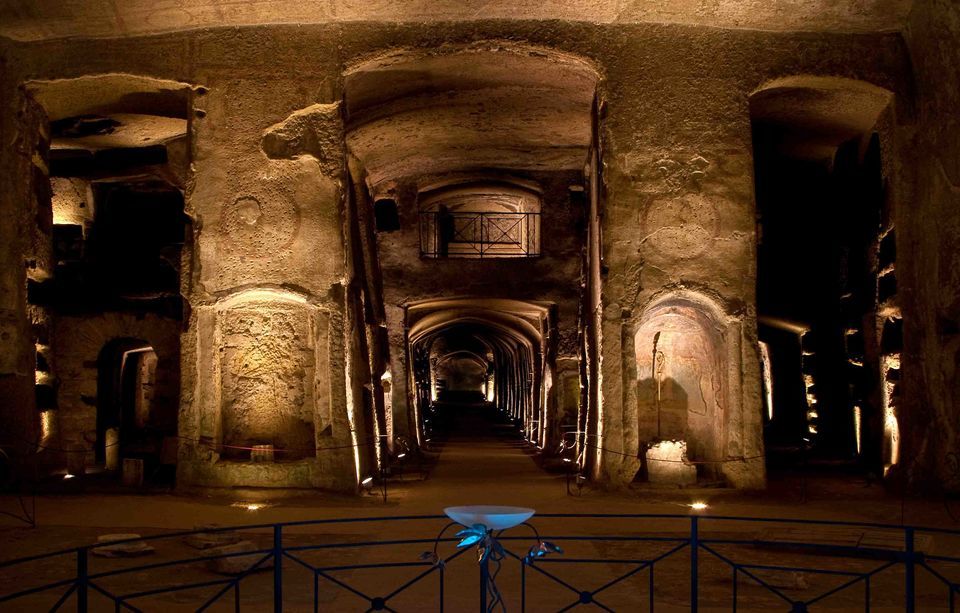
(1, 513), (959, 611)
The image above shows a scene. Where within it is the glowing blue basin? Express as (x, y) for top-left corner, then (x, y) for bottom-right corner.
(444, 505), (535, 530)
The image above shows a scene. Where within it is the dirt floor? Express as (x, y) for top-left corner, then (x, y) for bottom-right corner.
(2, 407), (959, 611)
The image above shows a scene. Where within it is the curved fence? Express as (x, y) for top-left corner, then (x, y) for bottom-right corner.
(1, 513), (959, 611)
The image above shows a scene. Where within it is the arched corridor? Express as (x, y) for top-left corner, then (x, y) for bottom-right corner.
(407, 298), (553, 458)
(750, 77), (898, 475)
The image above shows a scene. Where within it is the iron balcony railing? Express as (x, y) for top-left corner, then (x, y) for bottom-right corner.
(419, 211), (541, 258)
(1, 513), (959, 611)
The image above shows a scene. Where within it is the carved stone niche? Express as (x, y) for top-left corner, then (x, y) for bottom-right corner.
(634, 294), (727, 483)
(183, 289), (353, 492)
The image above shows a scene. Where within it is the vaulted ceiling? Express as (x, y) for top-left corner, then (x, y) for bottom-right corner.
(344, 47), (597, 188)
(0, 0), (912, 42)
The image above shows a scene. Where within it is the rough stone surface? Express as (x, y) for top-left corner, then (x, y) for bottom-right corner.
(0, 12), (950, 495)
(205, 540), (272, 575)
(0, 1), (913, 41)
(900, 0), (960, 492)
(184, 526), (242, 550)
(92, 534), (155, 558)
(646, 440), (698, 486)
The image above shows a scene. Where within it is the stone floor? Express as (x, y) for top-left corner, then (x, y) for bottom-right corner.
(1, 405), (959, 610)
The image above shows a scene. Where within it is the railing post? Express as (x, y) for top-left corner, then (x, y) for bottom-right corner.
(274, 524), (283, 613)
(479, 555), (489, 612)
(76, 547), (88, 613)
(904, 527), (915, 613)
(690, 516), (699, 613)
(521, 559), (526, 613)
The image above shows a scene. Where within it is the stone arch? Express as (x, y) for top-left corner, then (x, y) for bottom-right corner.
(52, 313), (180, 467)
(95, 337), (156, 467)
(749, 75), (894, 162)
(343, 42), (600, 189)
(405, 296), (553, 448)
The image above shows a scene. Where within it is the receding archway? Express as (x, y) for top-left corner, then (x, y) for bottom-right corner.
(406, 298), (551, 451)
(750, 76), (897, 475)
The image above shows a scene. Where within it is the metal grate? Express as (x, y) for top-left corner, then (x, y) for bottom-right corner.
(419, 211), (540, 258)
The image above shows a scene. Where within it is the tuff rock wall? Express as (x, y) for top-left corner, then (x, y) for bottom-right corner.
(900, 1), (960, 493)
(0, 20), (932, 492)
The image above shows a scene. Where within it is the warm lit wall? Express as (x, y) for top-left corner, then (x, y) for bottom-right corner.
(0, 19), (919, 491)
(900, 1), (960, 492)
(0, 1), (913, 41)
(180, 77), (354, 490)
(375, 171), (584, 448)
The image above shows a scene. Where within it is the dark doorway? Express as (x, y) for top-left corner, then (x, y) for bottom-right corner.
(96, 338), (159, 470)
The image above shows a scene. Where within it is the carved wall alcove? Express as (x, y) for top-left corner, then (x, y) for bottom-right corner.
(631, 291), (733, 482)
(181, 288), (356, 491)
(218, 296), (325, 461)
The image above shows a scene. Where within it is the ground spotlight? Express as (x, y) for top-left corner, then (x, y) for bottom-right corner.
(230, 501), (270, 511)
(689, 501), (708, 511)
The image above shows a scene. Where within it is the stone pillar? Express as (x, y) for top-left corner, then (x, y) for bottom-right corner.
(385, 304), (412, 443)
(0, 72), (44, 459)
(597, 73), (765, 488)
(177, 79), (357, 492)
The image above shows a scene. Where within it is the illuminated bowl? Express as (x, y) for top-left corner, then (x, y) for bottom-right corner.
(444, 505), (535, 530)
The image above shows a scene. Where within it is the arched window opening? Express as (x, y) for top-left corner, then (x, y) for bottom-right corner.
(418, 182), (542, 258)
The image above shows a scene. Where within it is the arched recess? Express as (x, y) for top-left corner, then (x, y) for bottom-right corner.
(405, 297), (553, 450)
(96, 338), (157, 469)
(47, 311), (180, 478)
(750, 75), (898, 476)
(633, 293), (727, 481)
(180, 288), (360, 492)
(624, 289), (763, 487)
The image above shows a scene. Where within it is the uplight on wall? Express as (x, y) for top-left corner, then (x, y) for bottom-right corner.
(882, 353), (901, 475)
(759, 341), (774, 420)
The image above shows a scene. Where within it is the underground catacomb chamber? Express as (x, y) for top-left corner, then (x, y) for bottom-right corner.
(3, 19), (941, 503)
